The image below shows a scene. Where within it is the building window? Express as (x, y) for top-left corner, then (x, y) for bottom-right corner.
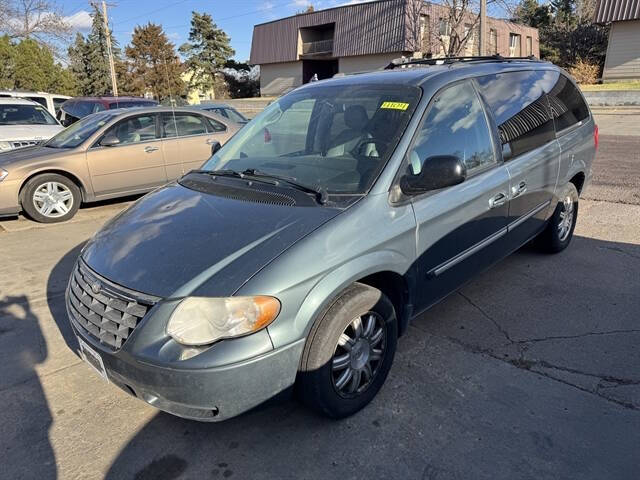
(526, 36), (532, 56)
(463, 23), (478, 55)
(438, 18), (451, 36)
(509, 33), (521, 57)
(420, 14), (430, 53)
(489, 28), (498, 55)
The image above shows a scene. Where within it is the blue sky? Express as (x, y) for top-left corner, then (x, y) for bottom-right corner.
(61, 0), (362, 62)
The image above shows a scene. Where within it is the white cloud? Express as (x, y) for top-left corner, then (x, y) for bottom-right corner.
(65, 10), (92, 31)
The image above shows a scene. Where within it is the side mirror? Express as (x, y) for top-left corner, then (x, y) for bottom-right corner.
(400, 155), (466, 194)
(100, 134), (121, 147)
(210, 140), (222, 155)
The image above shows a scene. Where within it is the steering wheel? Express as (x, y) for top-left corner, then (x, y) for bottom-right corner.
(353, 138), (389, 158)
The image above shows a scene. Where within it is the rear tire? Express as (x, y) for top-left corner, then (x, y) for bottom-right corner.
(297, 283), (398, 418)
(536, 182), (579, 254)
(21, 173), (81, 223)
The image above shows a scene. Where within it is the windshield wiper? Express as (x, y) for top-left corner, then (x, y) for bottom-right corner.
(190, 169), (243, 178)
(241, 169), (328, 205)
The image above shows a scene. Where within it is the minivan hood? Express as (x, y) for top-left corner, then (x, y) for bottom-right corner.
(81, 182), (341, 298)
(0, 125), (63, 142)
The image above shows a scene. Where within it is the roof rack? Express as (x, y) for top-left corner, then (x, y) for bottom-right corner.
(384, 54), (541, 70)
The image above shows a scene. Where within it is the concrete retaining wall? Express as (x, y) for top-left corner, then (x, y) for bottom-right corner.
(582, 90), (640, 106)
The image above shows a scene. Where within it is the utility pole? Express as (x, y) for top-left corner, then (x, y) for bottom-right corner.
(100, 0), (119, 96)
(479, 0), (487, 56)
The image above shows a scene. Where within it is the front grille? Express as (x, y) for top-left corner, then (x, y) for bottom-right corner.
(67, 261), (158, 351)
(11, 140), (39, 149)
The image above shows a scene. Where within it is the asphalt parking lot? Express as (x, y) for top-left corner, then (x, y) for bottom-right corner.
(1, 111), (639, 480)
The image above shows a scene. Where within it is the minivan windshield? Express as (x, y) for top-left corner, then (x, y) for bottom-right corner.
(46, 111), (115, 148)
(0, 104), (58, 125)
(202, 84), (421, 194)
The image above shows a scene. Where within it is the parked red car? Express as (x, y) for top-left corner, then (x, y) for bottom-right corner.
(57, 96), (158, 126)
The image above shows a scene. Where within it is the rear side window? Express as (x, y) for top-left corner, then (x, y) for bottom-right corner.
(162, 113), (209, 137)
(53, 97), (67, 114)
(546, 72), (589, 132)
(26, 96), (47, 107)
(476, 70), (556, 159)
(206, 117), (226, 132)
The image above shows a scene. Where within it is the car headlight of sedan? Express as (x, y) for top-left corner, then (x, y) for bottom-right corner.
(0, 141), (12, 151)
(166, 296), (281, 346)
(0, 169), (8, 182)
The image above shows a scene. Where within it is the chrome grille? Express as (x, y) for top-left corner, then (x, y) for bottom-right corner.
(67, 261), (157, 350)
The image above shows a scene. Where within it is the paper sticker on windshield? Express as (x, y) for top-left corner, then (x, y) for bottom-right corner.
(381, 101), (409, 111)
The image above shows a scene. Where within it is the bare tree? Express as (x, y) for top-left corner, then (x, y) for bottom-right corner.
(0, 0), (71, 51)
(405, 0), (516, 58)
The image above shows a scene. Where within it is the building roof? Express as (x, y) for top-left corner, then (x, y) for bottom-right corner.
(250, 0), (539, 65)
(594, 0), (640, 22)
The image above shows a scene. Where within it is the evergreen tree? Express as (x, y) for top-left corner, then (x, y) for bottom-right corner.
(13, 39), (56, 91)
(125, 23), (185, 101)
(550, 0), (575, 25)
(67, 5), (123, 96)
(513, 0), (552, 28)
(0, 35), (15, 89)
(68, 33), (91, 95)
(179, 11), (234, 94)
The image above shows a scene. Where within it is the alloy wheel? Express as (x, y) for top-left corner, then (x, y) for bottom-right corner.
(331, 311), (386, 397)
(557, 195), (574, 242)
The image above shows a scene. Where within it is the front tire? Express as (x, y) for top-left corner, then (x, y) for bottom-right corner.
(297, 283), (398, 418)
(536, 182), (579, 253)
(21, 173), (81, 223)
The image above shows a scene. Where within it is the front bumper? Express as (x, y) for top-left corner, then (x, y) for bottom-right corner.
(67, 288), (304, 422)
(0, 177), (21, 216)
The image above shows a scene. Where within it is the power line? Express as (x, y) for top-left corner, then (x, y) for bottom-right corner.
(111, 0), (294, 31)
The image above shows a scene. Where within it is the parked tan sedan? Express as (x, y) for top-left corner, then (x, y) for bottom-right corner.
(0, 107), (239, 222)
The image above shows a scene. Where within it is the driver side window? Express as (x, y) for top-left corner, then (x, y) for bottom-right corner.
(105, 115), (157, 146)
(408, 81), (495, 177)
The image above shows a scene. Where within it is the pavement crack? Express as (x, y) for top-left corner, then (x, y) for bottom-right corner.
(426, 332), (640, 412)
(517, 329), (640, 344)
(598, 245), (640, 261)
(457, 291), (514, 344)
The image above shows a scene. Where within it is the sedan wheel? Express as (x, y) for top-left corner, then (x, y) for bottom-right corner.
(21, 173), (81, 223)
(32, 181), (75, 218)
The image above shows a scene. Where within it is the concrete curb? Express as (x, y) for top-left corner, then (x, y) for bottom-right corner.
(583, 90), (640, 106)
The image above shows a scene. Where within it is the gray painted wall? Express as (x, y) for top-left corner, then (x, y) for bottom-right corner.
(603, 20), (640, 80)
(338, 53), (404, 74)
(260, 62), (303, 96)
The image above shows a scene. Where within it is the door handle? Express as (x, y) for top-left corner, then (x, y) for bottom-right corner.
(144, 146), (159, 153)
(489, 192), (508, 209)
(511, 181), (527, 198)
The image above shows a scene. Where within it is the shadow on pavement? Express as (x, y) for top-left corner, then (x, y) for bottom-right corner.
(46, 242), (86, 355)
(0, 295), (56, 479)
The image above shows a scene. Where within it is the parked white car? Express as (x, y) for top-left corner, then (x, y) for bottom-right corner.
(0, 98), (64, 151)
(0, 90), (70, 117)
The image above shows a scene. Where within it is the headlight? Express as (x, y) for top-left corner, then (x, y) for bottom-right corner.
(0, 169), (8, 182)
(166, 296), (281, 346)
(0, 141), (12, 151)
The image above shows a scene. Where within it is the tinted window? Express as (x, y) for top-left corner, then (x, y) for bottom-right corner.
(162, 113), (208, 137)
(476, 70), (556, 158)
(223, 108), (247, 123)
(0, 104), (58, 125)
(108, 100), (157, 109)
(206, 117), (226, 132)
(26, 96), (47, 107)
(104, 115), (157, 145)
(53, 97), (67, 114)
(407, 81), (495, 177)
(546, 72), (589, 131)
(70, 101), (106, 117)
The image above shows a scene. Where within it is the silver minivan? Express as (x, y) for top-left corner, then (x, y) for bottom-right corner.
(66, 58), (596, 421)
